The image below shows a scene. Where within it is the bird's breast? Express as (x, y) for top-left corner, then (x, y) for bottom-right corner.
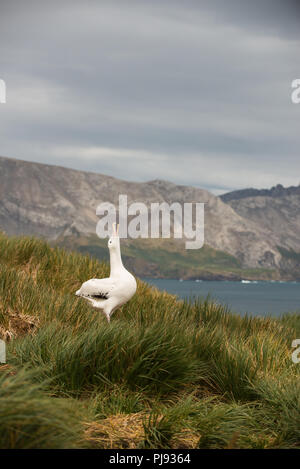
(113, 272), (137, 297)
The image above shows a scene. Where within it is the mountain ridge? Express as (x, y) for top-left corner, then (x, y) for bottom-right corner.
(221, 184), (300, 202)
(0, 155), (299, 280)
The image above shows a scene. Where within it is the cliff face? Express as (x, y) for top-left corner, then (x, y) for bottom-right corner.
(0, 155), (299, 278)
(220, 184), (300, 279)
(221, 184), (300, 253)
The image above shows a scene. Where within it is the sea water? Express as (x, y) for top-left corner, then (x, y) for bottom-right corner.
(144, 279), (300, 317)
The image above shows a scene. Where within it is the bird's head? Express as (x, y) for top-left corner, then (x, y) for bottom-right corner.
(108, 223), (120, 250)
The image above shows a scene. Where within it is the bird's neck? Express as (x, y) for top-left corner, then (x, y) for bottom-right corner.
(109, 245), (124, 276)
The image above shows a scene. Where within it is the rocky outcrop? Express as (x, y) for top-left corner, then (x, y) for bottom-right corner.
(221, 184), (300, 253)
(221, 184), (300, 202)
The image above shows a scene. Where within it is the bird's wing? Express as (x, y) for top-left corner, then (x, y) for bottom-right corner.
(78, 278), (116, 300)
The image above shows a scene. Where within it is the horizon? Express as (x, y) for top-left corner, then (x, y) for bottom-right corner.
(1, 153), (297, 196)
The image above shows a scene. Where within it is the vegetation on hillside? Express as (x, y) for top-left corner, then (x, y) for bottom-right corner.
(57, 234), (278, 281)
(0, 232), (299, 449)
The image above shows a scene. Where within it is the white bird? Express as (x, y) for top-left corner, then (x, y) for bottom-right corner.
(75, 223), (137, 322)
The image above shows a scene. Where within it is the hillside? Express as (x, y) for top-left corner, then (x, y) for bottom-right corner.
(58, 234), (277, 281)
(0, 233), (299, 449)
(1, 155), (298, 280)
(221, 184), (300, 278)
(221, 184), (300, 251)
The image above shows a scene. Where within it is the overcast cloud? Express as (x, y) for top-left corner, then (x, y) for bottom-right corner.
(0, 0), (299, 194)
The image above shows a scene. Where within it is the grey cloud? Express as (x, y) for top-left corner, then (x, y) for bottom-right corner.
(0, 0), (299, 194)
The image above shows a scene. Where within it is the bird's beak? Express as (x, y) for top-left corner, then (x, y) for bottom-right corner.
(75, 290), (81, 296)
(112, 222), (119, 236)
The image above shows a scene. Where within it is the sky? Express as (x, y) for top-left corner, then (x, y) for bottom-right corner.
(0, 0), (299, 194)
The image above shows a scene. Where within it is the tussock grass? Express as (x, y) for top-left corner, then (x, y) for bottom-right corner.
(0, 232), (299, 448)
(0, 367), (85, 449)
(12, 321), (204, 394)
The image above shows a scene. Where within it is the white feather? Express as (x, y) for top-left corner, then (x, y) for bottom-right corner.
(75, 225), (137, 322)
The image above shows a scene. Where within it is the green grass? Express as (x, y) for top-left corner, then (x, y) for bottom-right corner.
(0, 368), (85, 449)
(0, 232), (299, 449)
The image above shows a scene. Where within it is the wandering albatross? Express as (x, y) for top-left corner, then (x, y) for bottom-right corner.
(75, 223), (137, 322)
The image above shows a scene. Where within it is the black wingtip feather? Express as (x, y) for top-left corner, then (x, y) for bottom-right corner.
(91, 292), (109, 300)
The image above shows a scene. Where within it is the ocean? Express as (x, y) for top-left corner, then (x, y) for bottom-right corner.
(144, 278), (300, 317)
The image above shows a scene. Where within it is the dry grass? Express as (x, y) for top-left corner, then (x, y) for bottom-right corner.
(85, 413), (146, 449)
(0, 309), (39, 341)
(169, 430), (200, 449)
(84, 413), (200, 449)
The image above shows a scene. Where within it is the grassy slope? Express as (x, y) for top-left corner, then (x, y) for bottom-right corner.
(0, 232), (299, 449)
(57, 234), (278, 281)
